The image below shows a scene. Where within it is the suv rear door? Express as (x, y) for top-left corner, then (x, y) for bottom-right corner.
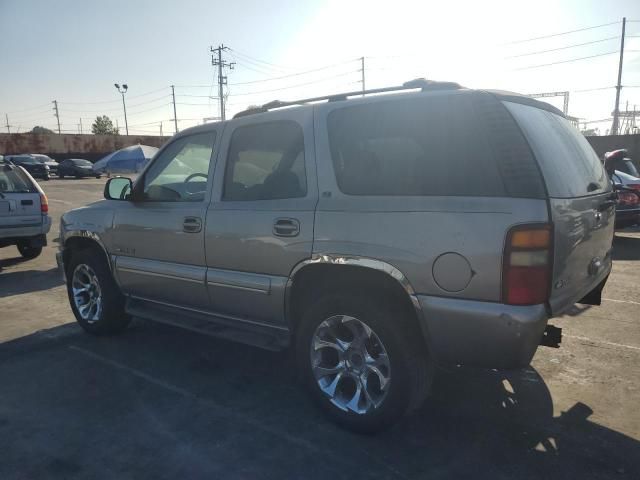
(0, 164), (42, 234)
(504, 100), (614, 314)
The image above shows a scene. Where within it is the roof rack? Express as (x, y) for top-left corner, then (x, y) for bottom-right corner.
(233, 78), (463, 118)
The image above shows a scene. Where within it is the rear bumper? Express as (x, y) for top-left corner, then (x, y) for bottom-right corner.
(416, 295), (548, 369)
(0, 216), (50, 240)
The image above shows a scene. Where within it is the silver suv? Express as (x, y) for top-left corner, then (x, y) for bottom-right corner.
(57, 80), (614, 432)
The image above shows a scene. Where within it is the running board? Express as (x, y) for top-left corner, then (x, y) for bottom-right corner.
(125, 297), (289, 351)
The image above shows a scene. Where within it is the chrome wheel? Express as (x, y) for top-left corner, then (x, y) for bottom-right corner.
(311, 315), (391, 415)
(71, 263), (103, 323)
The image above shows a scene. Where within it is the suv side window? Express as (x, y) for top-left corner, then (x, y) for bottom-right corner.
(143, 131), (216, 202)
(327, 94), (506, 197)
(223, 121), (306, 201)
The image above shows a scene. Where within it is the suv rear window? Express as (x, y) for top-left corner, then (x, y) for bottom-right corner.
(327, 93), (512, 197)
(0, 165), (35, 193)
(504, 101), (611, 198)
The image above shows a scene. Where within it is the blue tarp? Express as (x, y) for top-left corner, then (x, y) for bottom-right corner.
(93, 144), (158, 174)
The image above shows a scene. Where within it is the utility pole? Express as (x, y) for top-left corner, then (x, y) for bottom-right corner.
(52, 100), (61, 134)
(360, 56), (366, 95)
(114, 83), (129, 136)
(210, 44), (235, 121)
(5, 114), (10, 134)
(160, 121), (163, 138)
(171, 85), (178, 133)
(612, 17), (626, 136)
(79, 118), (83, 134)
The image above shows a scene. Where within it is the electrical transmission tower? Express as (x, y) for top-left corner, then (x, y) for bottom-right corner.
(210, 44), (235, 121)
(526, 91), (570, 115)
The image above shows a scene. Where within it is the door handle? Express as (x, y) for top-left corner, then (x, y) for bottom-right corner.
(183, 216), (202, 233)
(273, 218), (300, 237)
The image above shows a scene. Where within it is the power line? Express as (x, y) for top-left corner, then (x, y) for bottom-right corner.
(571, 86), (614, 93)
(229, 48), (295, 72)
(513, 51), (618, 70)
(504, 20), (620, 45)
(506, 36), (618, 58)
(227, 70), (359, 96)
(229, 59), (358, 86)
(59, 87), (170, 105)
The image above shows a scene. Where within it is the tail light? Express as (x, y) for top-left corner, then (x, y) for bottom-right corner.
(627, 184), (640, 192)
(40, 193), (49, 214)
(503, 224), (552, 305)
(618, 191), (640, 206)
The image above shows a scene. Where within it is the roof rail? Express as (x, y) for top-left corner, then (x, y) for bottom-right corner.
(233, 78), (463, 118)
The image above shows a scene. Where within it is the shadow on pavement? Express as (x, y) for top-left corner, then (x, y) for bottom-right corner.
(0, 267), (63, 297)
(0, 321), (637, 479)
(612, 234), (640, 261)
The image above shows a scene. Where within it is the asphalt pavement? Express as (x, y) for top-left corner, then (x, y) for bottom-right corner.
(1, 177), (639, 479)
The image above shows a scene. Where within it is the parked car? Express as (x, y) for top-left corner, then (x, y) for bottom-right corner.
(611, 172), (640, 229)
(0, 159), (51, 259)
(57, 159), (101, 179)
(6, 155), (50, 180)
(604, 149), (640, 178)
(57, 80), (614, 432)
(30, 154), (59, 176)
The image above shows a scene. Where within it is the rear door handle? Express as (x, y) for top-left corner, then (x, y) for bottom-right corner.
(273, 218), (300, 237)
(183, 216), (202, 233)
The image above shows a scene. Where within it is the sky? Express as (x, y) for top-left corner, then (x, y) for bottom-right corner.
(1, 0), (639, 136)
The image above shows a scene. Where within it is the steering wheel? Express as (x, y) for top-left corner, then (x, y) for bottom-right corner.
(184, 173), (208, 182)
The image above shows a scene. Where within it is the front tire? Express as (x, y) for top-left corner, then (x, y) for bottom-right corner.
(296, 292), (432, 433)
(66, 248), (130, 335)
(17, 242), (42, 259)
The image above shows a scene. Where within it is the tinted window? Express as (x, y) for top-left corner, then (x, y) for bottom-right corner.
(143, 131), (216, 202)
(72, 159), (92, 166)
(612, 159), (640, 178)
(223, 121), (306, 201)
(0, 165), (34, 193)
(504, 101), (611, 198)
(327, 94), (508, 197)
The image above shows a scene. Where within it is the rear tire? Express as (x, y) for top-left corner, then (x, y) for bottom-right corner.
(17, 242), (42, 259)
(296, 292), (432, 433)
(66, 248), (130, 335)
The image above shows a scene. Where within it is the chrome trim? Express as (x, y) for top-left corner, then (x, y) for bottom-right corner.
(288, 254), (416, 296)
(118, 267), (203, 284)
(286, 254), (427, 334)
(129, 295), (289, 332)
(206, 281), (268, 294)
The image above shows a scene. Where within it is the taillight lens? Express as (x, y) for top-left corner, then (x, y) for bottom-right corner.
(618, 191), (640, 206)
(627, 184), (640, 192)
(503, 224), (552, 305)
(40, 193), (48, 214)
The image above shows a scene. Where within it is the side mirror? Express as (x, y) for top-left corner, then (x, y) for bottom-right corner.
(104, 177), (133, 200)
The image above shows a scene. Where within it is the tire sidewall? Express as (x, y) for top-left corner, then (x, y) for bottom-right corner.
(66, 249), (128, 334)
(296, 293), (416, 433)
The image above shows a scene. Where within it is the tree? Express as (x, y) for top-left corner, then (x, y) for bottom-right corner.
(91, 115), (119, 135)
(30, 126), (54, 134)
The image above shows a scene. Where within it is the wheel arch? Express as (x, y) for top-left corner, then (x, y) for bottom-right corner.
(286, 255), (430, 347)
(62, 230), (112, 275)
